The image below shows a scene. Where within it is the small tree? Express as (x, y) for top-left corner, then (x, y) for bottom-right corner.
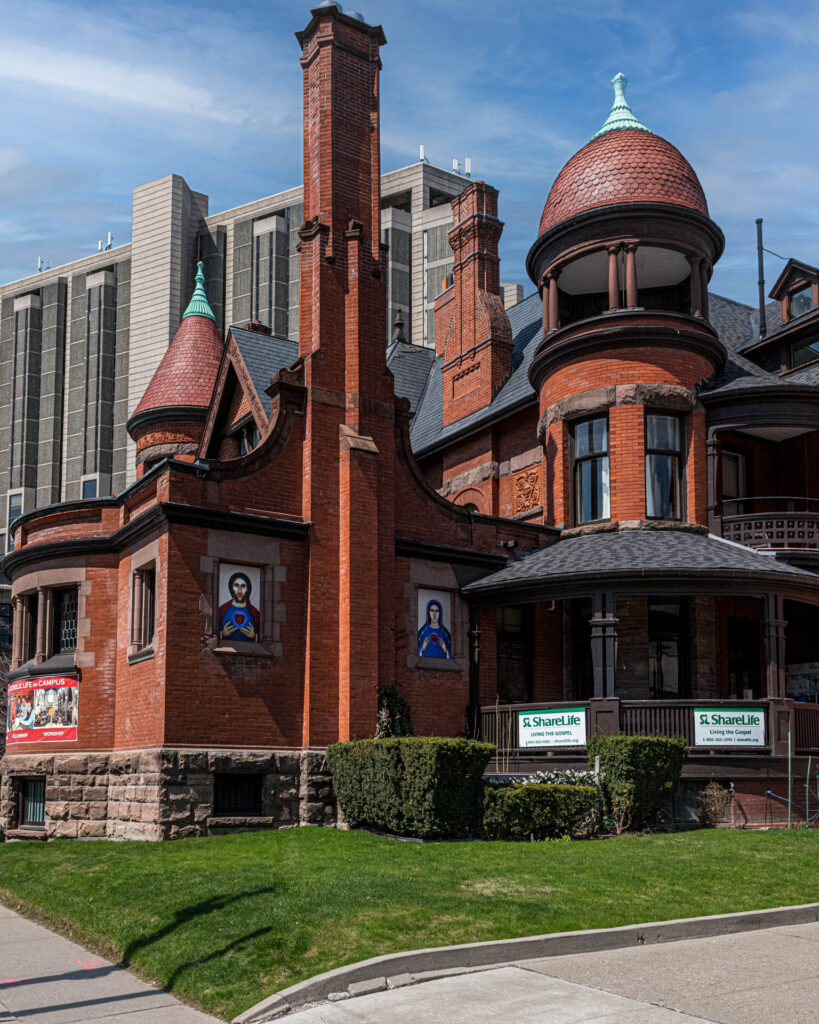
(696, 781), (732, 828)
(374, 686), (413, 738)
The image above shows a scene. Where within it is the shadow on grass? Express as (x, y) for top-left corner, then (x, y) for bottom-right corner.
(118, 887), (280, 988)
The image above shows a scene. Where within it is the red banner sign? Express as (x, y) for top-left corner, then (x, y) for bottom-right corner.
(6, 676), (79, 745)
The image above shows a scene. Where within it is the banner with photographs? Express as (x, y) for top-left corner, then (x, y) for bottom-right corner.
(6, 676), (79, 745)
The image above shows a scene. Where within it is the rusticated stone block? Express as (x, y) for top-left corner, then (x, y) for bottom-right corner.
(79, 820), (106, 838)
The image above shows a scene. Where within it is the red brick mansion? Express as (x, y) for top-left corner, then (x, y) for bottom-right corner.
(3, 5), (819, 838)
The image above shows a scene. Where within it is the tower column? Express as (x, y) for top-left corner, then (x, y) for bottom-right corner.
(625, 244), (638, 307)
(548, 270), (560, 332)
(607, 245), (620, 309)
(689, 255), (703, 317)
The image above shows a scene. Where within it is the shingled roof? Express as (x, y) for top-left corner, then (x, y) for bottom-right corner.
(131, 263), (224, 422)
(230, 327), (298, 417)
(463, 528), (814, 598)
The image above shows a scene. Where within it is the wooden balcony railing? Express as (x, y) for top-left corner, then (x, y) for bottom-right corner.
(720, 497), (819, 550)
(480, 698), (817, 767)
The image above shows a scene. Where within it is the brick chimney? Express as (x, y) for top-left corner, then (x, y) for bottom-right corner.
(435, 182), (513, 426)
(296, 5), (392, 744)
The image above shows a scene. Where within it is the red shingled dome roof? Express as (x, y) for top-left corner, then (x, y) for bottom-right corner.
(133, 314), (224, 418)
(539, 129), (708, 236)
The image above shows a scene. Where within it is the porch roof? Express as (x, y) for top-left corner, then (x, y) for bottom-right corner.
(463, 527), (819, 601)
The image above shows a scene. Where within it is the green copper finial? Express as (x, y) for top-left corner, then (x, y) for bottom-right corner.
(591, 73), (652, 140)
(182, 261), (216, 322)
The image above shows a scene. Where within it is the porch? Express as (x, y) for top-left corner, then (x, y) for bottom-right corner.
(480, 698), (819, 773)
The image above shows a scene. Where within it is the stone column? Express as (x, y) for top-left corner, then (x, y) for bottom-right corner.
(11, 597), (23, 668)
(706, 432), (721, 535)
(763, 592), (787, 698)
(607, 246), (620, 310)
(130, 569), (144, 648)
(541, 277), (550, 335)
(35, 588), (48, 664)
(625, 244), (638, 307)
(548, 270), (560, 333)
(689, 255), (703, 317)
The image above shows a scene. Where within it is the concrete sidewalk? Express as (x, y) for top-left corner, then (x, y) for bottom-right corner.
(288, 921), (819, 1023)
(0, 903), (221, 1023)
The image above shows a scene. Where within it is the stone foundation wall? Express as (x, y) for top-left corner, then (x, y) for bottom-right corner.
(0, 748), (338, 841)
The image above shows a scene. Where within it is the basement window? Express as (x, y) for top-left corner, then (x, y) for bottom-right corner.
(213, 774), (263, 817)
(19, 778), (46, 828)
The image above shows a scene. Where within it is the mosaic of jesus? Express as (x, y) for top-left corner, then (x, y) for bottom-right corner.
(218, 564), (260, 642)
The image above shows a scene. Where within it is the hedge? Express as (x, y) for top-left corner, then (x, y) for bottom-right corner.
(587, 733), (685, 834)
(327, 737), (495, 839)
(483, 783), (597, 841)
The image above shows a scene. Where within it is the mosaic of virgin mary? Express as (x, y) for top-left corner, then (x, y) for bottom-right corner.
(417, 597), (452, 659)
(219, 570), (260, 642)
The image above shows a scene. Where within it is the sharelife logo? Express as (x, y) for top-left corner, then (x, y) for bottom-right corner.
(522, 713), (582, 728)
(697, 711), (761, 726)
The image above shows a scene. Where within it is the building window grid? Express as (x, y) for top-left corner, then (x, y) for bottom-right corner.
(572, 416), (611, 525)
(83, 285), (103, 476)
(9, 307), (30, 490)
(645, 412), (684, 520)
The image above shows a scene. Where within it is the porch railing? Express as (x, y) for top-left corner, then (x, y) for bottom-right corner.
(720, 497), (819, 550)
(480, 698), (817, 765)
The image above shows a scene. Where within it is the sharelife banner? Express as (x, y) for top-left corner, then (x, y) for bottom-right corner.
(518, 707), (587, 748)
(6, 677), (79, 745)
(694, 707), (766, 747)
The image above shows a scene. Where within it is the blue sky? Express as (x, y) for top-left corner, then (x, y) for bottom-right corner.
(1, 0), (817, 306)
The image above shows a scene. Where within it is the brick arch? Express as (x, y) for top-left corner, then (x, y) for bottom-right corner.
(452, 487), (490, 514)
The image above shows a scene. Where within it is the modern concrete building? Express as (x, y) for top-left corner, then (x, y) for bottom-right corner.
(0, 159), (490, 632)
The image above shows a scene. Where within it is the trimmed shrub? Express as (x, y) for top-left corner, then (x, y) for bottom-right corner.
(327, 737), (494, 839)
(483, 783), (597, 841)
(587, 734), (685, 834)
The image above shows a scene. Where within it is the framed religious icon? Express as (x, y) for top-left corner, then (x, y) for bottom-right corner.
(218, 564), (261, 643)
(417, 588), (452, 660)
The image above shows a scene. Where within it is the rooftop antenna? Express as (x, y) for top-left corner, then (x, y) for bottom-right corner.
(37, 256), (50, 273)
(452, 158), (460, 175)
(419, 144), (428, 163)
(756, 218), (767, 339)
(105, 231), (113, 251)
(464, 157), (472, 178)
(97, 240), (103, 252)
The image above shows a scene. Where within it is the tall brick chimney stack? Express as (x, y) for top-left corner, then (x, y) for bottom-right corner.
(436, 182), (513, 426)
(296, 5), (394, 745)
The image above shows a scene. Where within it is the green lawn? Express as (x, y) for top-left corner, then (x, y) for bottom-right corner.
(2, 829), (819, 1021)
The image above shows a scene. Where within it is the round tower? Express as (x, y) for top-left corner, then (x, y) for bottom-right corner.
(528, 75), (725, 530)
(127, 262), (224, 476)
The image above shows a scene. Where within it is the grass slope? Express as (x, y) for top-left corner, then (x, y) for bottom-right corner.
(2, 829), (819, 1021)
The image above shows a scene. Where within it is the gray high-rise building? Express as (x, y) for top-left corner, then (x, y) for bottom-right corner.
(0, 159), (528, 626)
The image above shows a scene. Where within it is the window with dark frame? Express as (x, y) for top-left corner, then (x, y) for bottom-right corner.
(142, 569), (156, 648)
(52, 588), (78, 653)
(130, 566), (156, 653)
(572, 416), (610, 525)
(26, 593), (38, 663)
(791, 284), (813, 318)
(645, 412), (684, 519)
(7, 493), (22, 552)
(648, 598), (689, 699)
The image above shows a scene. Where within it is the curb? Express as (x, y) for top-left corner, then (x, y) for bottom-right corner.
(233, 901), (819, 1022)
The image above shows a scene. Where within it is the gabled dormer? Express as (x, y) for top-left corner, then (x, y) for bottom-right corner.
(770, 258), (819, 324)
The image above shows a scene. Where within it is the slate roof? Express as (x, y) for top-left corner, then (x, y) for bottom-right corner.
(386, 341), (437, 413)
(408, 291), (542, 455)
(230, 327), (298, 417)
(539, 130), (708, 235)
(463, 529), (815, 596)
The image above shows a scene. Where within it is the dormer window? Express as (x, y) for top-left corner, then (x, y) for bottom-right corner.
(791, 285), (813, 319)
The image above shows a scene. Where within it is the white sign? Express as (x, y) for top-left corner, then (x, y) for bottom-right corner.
(694, 707), (766, 747)
(518, 708), (586, 748)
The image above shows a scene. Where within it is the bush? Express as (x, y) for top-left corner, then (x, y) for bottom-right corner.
(587, 734), (685, 834)
(327, 737), (494, 839)
(697, 781), (732, 827)
(374, 686), (413, 738)
(483, 783), (598, 841)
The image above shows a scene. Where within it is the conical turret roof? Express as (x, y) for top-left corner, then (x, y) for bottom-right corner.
(130, 262), (223, 427)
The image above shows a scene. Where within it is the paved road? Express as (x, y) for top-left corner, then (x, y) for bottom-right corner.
(290, 921), (819, 1023)
(0, 904), (219, 1024)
